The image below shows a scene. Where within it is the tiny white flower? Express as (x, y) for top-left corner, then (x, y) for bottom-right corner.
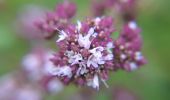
(16, 87), (42, 100)
(135, 52), (143, 61)
(92, 32), (98, 37)
(77, 20), (82, 32)
(68, 53), (83, 65)
(87, 55), (100, 68)
(94, 17), (101, 25)
(104, 54), (114, 60)
(80, 66), (88, 75)
(87, 74), (99, 90)
(107, 42), (114, 49)
(106, 42), (114, 53)
(129, 62), (138, 71)
(56, 30), (68, 42)
(64, 50), (74, 58)
(47, 78), (63, 94)
(22, 54), (40, 71)
(89, 46), (104, 59)
(88, 27), (95, 35)
(128, 21), (137, 30)
(89, 46), (104, 54)
(76, 63), (88, 75)
(48, 65), (72, 78)
(120, 54), (127, 60)
(87, 46), (105, 68)
(78, 28), (95, 49)
(22, 54), (43, 81)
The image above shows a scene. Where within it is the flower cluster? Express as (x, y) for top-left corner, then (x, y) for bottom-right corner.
(22, 47), (63, 93)
(115, 0), (137, 21)
(92, 0), (116, 16)
(92, 0), (137, 21)
(16, 5), (47, 40)
(48, 17), (115, 90)
(46, 16), (146, 90)
(0, 73), (42, 100)
(13, 0), (146, 91)
(113, 21), (146, 71)
(35, 1), (76, 39)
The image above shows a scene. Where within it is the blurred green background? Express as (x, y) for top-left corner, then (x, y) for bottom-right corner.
(0, 0), (170, 100)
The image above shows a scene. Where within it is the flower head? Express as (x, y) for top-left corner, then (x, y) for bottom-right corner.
(92, 0), (116, 17)
(16, 5), (46, 40)
(48, 17), (115, 89)
(113, 21), (146, 71)
(22, 47), (63, 93)
(115, 0), (137, 21)
(56, 1), (76, 19)
(0, 73), (43, 100)
(35, 1), (77, 39)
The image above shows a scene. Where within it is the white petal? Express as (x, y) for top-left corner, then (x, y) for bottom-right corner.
(87, 55), (93, 67)
(87, 55), (99, 68)
(93, 74), (99, 90)
(48, 65), (72, 78)
(94, 17), (101, 25)
(16, 87), (42, 100)
(129, 62), (138, 71)
(56, 30), (68, 42)
(78, 34), (91, 49)
(88, 46), (106, 68)
(88, 28), (95, 36)
(106, 42), (114, 53)
(68, 53), (83, 65)
(22, 54), (40, 72)
(76, 63), (88, 75)
(65, 50), (74, 57)
(47, 78), (63, 94)
(77, 20), (82, 32)
(77, 28), (96, 49)
(87, 58), (92, 67)
(92, 32), (98, 38)
(89, 46), (104, 54)
(97, 59), (105, 65)
(128, 21), (137, 30)
(120, 54), (127, 60)
(107, 42), (114, 49)
(84, 41), (91, 49)
(80, 67), (88, 75)
(135, 52), (143, 61)
(91, 61), (99, 68)
(104, 54), (114, 61)
(87, 74), (99, 90)
(78, 34), (84, 47)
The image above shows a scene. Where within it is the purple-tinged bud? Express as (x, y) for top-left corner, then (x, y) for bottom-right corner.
(15, 5), (46, 40)
(0, 73), (43, 100)
(35, 1), (77, 39)
(115, 0), (137, 21)
(56, 1), (77, 19)
(92, 0), (106, 16)
(112, 86), (140, 100)
(92, 0), (116, 17)
(119, 21), (142, 51)
(113, 21), (146, 71)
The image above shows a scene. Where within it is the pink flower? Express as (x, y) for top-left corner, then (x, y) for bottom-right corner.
(22, 47), (63, 93)
(35, 1), (77, 39)
(113, 21), (146, 71)
(48, 17), (115, 90)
